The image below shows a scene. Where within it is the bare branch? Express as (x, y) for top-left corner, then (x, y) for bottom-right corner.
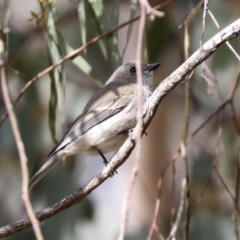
(139, 0), (165, 18)
(118, 2), (146, 239)
(207, 9), (240, 61)
(167, 179), (186, 240)
(147, 179), (163, 240)
(0, 61), (43, 239)
(200, 0), (208, 47)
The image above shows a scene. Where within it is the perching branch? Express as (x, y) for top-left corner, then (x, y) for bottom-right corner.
(0, 18), (240, 238)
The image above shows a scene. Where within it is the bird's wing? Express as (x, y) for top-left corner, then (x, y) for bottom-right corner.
(47, 84), (134, 158)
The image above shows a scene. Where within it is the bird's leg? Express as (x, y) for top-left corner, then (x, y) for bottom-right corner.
(97, 149), (117, 175)
(97, 149), (109, 166)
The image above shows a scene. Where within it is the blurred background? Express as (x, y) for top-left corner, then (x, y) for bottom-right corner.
(0, 0), (240, 239)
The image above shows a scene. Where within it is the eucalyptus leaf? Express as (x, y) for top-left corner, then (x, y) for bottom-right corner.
(41, 2), (66, 142)
(76, 0), (87, 51)
(109, 0), (120, 29)
(48, 68), (59, 144)
(86, 0), (121, 68)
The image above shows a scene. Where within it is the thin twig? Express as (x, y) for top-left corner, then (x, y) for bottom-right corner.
(233, 151), (240, 240)
(147, 179), (163, 240)
(229, 101), (240, 240)
(200, 0), (208, 47)
(195, 127), (222, 212)
(195, 166), (213, 209)
(139, 0), (165, 18)
(0, 64), (43, 240)
(167, 179), (186, 240)
(7, 25), (40, 69)
(182, 26), (191, 240)
(180, 141), (190, 240)
(135, 0), (145, 178)
(214, 167), (237, 204)
(169, 100), (228, 166)
(117, 176), (135, 240)
(207, 9), (240, 61)
(170, 160), (176, 228)
(117, 2), (146, 239)
(181, 3), (204, 237)
(194, 127), (240, 215)
(228, 66), (240, 100)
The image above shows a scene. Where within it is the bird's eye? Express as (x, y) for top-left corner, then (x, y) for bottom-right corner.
(130, 67), (136, 73)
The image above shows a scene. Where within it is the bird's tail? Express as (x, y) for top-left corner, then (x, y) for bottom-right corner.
(29, 154), (60, 190)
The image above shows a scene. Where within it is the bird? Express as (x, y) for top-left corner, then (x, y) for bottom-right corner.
(29, 61), (160, 189)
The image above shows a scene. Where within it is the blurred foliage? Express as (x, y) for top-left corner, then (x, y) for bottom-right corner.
(0, 0), (240, 240)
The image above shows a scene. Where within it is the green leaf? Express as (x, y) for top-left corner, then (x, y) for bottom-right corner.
(78, 0), (87, 51)
(43, 2), (101, 84)
(41, 2), (65, 142)
(48, 71), (58, 144)
(86, 0), (121, 68)
(30, 11), (38, 18)
(46, 37), (65, 142)
(109, 0), (119, 30)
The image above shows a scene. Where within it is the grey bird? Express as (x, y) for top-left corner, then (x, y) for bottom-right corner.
(29, 61), (160, 189)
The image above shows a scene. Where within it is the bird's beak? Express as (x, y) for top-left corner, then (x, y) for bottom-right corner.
(148, 62), (161, 71)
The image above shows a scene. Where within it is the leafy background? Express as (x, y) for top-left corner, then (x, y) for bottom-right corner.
(0, 0), (240, 239)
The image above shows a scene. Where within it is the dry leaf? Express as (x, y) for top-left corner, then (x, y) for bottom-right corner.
(201, 62), (219, 95)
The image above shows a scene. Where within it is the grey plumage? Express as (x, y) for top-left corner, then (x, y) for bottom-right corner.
(29, 61), (160, 189)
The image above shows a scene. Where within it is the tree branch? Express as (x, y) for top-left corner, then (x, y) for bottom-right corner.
(0, 64), (43, 240)
(0, 18), (240, 238)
